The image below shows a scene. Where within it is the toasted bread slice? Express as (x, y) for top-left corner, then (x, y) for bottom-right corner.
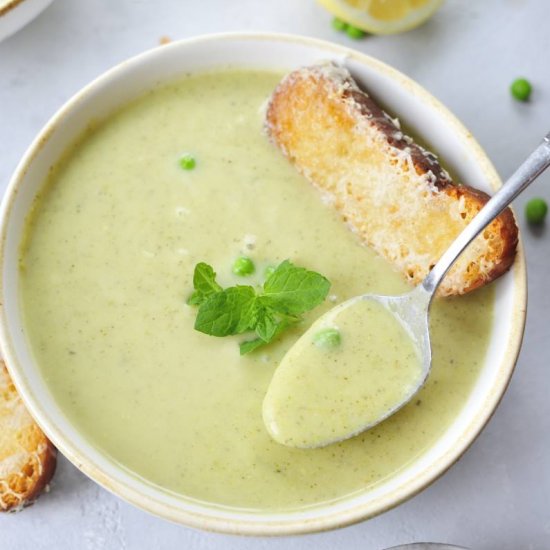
(266, 64), (518, 296)
(0, 361), (56, 511)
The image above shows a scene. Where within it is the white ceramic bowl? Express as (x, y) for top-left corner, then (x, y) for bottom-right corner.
(0, 0), (53, 43)
(0, 33), (526, 535)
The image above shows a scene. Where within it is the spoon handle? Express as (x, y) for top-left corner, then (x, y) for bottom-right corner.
(422, 132), (550, 295)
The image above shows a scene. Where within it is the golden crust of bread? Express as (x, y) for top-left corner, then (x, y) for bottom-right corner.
(0, 361), (56, 512)
(266, 64), (518, 296)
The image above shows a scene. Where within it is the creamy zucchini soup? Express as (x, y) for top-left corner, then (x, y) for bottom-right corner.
(20, 70), (493, 511)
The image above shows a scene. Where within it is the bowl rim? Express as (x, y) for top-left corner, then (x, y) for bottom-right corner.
(0, 31), (527, 535)
(0, 0), (55, 44)
(0, 0), (52, 19)
(0, 0), (25, 17)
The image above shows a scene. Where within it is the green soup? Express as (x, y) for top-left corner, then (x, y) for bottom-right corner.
(19, 70), (493, 511)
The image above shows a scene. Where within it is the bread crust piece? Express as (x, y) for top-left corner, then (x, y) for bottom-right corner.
(0, 361), (56, 512)
(266, 64), (518, 296)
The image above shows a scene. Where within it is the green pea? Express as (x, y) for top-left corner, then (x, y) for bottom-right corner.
(525, 197), (547, 224)
(264, 265), (276, 279)
(313, 328), (341, 349)
(232, 256), (255, 276)
(510, 78), (532, 101)
(346, 25), (366, 39)
(179, 154), (196, 170)
(332, 17), (348, 32)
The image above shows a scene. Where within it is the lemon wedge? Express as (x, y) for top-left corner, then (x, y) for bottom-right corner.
(319, 0), (443, 35)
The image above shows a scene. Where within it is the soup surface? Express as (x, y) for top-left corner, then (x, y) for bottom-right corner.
(20, 70), (493, 511)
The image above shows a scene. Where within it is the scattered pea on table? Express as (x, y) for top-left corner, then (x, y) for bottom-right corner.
(332, 16), (348, 32)
(525, 197), (548, 224)
(510, 78), (532, 101)
(331, 16), (365, 39)
(346, 24), (366, 39)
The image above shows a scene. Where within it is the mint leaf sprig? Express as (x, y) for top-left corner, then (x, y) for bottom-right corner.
(187, 260), (331, 355)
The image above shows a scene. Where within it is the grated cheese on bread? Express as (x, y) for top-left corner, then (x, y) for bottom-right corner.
(0, 361), (56, 512)
(265, 64), (518, 296)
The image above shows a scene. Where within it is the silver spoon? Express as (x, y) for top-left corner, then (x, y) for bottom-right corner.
(358, 131), (550, 432)
(264, 132), (550, 448)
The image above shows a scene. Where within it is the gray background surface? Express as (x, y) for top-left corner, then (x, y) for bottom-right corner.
(1, 1), (549, 548)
